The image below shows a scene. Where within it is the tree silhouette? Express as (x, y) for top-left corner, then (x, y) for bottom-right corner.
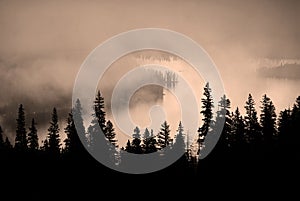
(47, 108), (61, 157)
(105, 120), (117, 147)
(125, 140), (133, 153)
(260, 94), (277, 145)
(290, 96), (300, 158)
(157, 121), (171, 149)
(278, 108), (292, 157)
(105, 120), (119, 163)
(15, 104), (27, 151)
(198, 83), (214, 153)
(211, 95), (232, 159)
(231, 107), (246, 158)
(217, 95), (232, 147)
(143, 128), (157, 153)
(27, 118), (39, 151)
(73, 99), (87, 146)
(244, 94), (261, 144)
(131, 126), (142, 154)
(94, 90), (106, 133)
(173, 121), (185, 154)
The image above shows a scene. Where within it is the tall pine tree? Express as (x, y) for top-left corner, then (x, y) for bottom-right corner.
(244, 94), (261, 144)
(157, 121), (171, 149)
(198, 83), (214, 153)
(216, 95), (232, 147)
(73, 99), (86, 146)
(173, 121), (185, 154)
(47, 108), (61, 157)
(94, 90), (106, 133)
(143, 128), (157, 153)
(260, 94), (277, 144)
(15, 104), (27, 151)
(28, 118), (39, 151)
(105, 120), (117, 147)
(131, 126), (142, 154)
(231, 107), (246, 146)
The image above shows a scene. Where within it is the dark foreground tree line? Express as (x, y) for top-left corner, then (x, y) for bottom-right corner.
(0, 83), (300, 176)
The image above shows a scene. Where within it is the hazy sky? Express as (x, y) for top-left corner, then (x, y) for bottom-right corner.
(0, 0), (300, 144)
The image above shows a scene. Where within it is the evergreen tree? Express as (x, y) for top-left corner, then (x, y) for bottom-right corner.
(278, 108), (292, 146)
(105, 120), (119, 163)
(105, 120), (118, 147)
(94, 90), (106, 133)
(88, 90), (110, 154)
(15, 104), (27, 151)
(131, 126), (142, 154)
(244, 94), (261, 144)
(64, 109), (90, 160)
(143, 128), (157, 153)
(73, 99), (86, 146)
(291, 96), (300, 140)
(157, 121), (171, 149)
(198, 83), (214, 152)
(231, 107), (246, 145)
(28, 118), (39, 151)
(216, 95), (232, 147)
(260, 94), (277, 144)
(125, 140), (133, 153)
(173, 121), (185, 154)
(47, 108), (61, 157)
(63, 112), (80, 153)
(289, 96), (300, 157)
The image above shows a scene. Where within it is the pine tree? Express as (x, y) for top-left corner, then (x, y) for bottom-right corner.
(131, 126), (142, 154)
(231, 107), (246, 145)
(198, 83), (214, 151)
(143, 128), (157, 153)
(173, 121), (185, 154)
(157, 121), (171, 149)
(72, 99), (86, 145)
(289, 96), (300, 157)
(64, 112), (78, 153)
(125, 140), (133, 153)
(15, 104), (27, 151)
(105, 120), (117, 147)
(88, 90), (109, 153)
(216, 95), (232, 147)
(28, 118), (39, 151)
(278, 108), (292, 146)
(105, 120), (119, 163)
(64, 110), (89, 159)
(94, 90), (106, 133)
(47, 108), (61, 157)
(260, 94), (277, 144)
(244, 94), (261, 144)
